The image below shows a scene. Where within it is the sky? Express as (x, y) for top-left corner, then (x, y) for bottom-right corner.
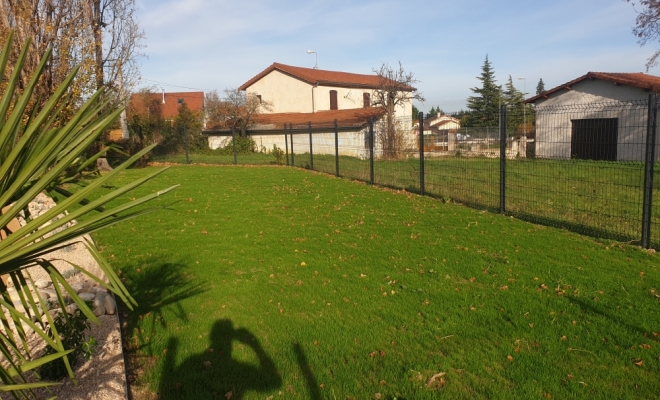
(133, 0), (656, 112)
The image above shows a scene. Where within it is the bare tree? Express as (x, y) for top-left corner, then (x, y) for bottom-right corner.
(205, 89), (273, 136)
(0, 0), (144, 108)
(371, 62), (425, 158)
(89, 0), (145, 95)
(626, 0), (660, 70)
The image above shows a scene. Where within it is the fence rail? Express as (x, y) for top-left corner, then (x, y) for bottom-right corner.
(151, 96), (660, 249)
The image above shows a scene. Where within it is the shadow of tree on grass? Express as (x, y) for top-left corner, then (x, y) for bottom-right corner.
(159, 319), (281, 399)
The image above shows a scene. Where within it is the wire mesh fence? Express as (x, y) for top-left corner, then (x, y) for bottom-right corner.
(147, 97), (659, 248)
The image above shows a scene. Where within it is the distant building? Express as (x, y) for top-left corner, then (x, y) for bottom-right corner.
(525, 72), (660, 161)
(205, 63), (415, 157)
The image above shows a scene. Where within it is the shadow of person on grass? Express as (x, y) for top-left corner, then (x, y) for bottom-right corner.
(159, 319), (281, 399)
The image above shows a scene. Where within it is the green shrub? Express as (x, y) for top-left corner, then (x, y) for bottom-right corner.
(39, 308), (97, 380)
(272, 145), (285, 165)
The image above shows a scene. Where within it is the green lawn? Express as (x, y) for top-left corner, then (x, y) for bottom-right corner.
(85, 165), (660, 399)
(152, 152), (660, 247)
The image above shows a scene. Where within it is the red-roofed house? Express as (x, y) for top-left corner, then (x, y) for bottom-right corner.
(525, 72), (660, 161)
(128, 91), (205, 125)
(206, 63), (415, 158)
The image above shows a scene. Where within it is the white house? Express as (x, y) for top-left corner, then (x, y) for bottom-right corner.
(206, 63), (416, 158)
(525, 72), (660, 161)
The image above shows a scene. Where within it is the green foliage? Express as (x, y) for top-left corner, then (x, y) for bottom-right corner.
(94, 166), (660, 399)
(426, 105), (444, 119)
(536, 78), (546, 95)
(126, 95), (208, 158)
(39, 309), (96, 380)
(0, 31), (176, 396)
(271, 145), (285, 165)
(466, 55), (501, 127)
(213, 135), (257, 156)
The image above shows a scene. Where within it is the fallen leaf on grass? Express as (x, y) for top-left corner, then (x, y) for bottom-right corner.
(224, 391), (232, 399)
(203, 360), (211, 368)
(426, 372), (446, 389)
(640, 343), (651, 350)
(300, 262), (307, 266)
(634, 359), (644, 367)
(507, 355), (514, 362)
(319, 383), (325, 389)
(561, 336), (567, 341)
(500, 285), (508, 291)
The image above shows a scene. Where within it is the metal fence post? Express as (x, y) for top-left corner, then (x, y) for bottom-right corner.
(284, 125), (289, 166)
(369, 118), (375, 185)
(309, 121), (314, 170)
(642, 93), (658, 248)
(419, 112), (425, 196)
(183, 123), (189, 164)
(334, 119), (339, 177)
(499, 105), (507, 214)
(290, 124), (295, 166)
(232, 126), (237, 165)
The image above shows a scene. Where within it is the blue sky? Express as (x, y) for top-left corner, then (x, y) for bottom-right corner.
(134, 0), (655, 112)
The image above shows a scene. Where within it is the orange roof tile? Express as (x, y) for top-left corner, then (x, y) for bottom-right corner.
(253, 108), (385, 129)
(238, 63), (414, 91)
(128, 91), (204, 120)
(525, 72), (660, 103)
(204, 108), (386, 134)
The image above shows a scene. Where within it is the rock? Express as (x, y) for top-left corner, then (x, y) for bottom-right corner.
(70, 283), (83, 293)
(104, 295), (116, 315)
(5, 218), (20, 234)
(35, 291), (51, 304)
(65, 303), (78, 314)
(93, 293), (107, 316)
(78, 292), (96, 302)
(93, 305), (106, 316)
(41, 288), (58, 299)
(35, 280), (51, 289)
(95, 288), (109, 296)
(79, 287), (95, 294)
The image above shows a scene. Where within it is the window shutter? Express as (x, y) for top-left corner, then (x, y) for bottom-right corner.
(330, 90), (338, 110)
(363, 92), (370, 108)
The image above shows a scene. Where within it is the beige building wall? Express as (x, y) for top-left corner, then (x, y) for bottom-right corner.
(245, 70), (313, 113)
(534, 80), (656, 161)
(244, 70), (413, 122)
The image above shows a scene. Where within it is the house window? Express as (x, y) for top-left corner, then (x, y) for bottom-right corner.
(363, 93), (370, 108)
(570, 118), (618, 161)
(330, 90), (338, 110)
(178, 98), (183, 104)
(256, 95), (262, 103)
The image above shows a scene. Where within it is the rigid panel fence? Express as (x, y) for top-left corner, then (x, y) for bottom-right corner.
(149, 98), (659, 248)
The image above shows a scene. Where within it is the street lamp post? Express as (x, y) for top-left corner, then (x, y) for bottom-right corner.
(517, 77), (527, 136)
(306, 50), (318, 69)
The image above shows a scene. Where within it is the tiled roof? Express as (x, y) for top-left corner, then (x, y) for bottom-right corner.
(238, 63), (414, 91)
(525, 72), (660, 103)
(204, 108), (386, 133)
(128, 91), (204, 119)
(253, 108), (386, 129)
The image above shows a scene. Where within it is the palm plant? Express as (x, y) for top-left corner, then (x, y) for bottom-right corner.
(0, 31), (177, 397)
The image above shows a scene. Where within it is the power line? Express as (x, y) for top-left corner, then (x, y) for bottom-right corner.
(140, 78), (209, 92)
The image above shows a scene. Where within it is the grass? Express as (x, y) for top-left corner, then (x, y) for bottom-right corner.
(84, 165), (660, 399)
(152, 151), (660, 247)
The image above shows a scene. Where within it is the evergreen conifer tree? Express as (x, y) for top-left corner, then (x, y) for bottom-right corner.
(466, 55), (501, 127)
(536, 78), (546, 95)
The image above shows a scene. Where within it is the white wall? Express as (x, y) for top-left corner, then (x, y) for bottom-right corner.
(244, 70), (414, 123)
(534, 80), (657, 161)
(245, 70), (313, 113)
